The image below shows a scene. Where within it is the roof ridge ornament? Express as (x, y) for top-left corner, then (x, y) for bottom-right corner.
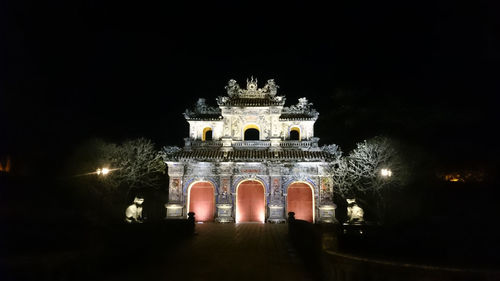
(183, 98), (222, 119)
(224, 77), (280, 99)
(218, 78), (285, 106)
(281, 97), (319, 119)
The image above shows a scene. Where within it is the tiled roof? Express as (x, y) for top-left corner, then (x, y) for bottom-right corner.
(218, 98), (285, 107)
(279, 113), (318, 120)
(166, 149), (332, 162)
(184, 114), (222, 121)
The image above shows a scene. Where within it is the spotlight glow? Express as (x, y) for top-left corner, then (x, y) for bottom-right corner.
(96, 167), (118, 176)
(381, 168), (392, 177)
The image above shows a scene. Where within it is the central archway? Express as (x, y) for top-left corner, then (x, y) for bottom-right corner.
(236, 180), (265, 223)
(188, 182), (215, 222)
(287, 182), (314, 222)
(243, 124), (260, 141)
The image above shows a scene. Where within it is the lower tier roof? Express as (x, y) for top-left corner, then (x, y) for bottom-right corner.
(165, 149), (334, 162)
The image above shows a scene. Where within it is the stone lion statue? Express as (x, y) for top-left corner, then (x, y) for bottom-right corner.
(125, 196), (145, 223)
(346, 198), (364, 223)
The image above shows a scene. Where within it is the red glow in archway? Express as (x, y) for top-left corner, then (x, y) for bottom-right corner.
(188, 182), (215, 222)
(236, 180), (265, 223)
(287, 182), (314, 222)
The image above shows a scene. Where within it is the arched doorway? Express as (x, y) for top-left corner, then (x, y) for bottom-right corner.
(202, 127), (212, 141)
(244, 129), (259, 140)
(287, 182), (314, 222)
(243, 124), (260, 140)
(290, 127), (300, 140)
(236, 180), (265, 223)
(188, 182), (215, 222)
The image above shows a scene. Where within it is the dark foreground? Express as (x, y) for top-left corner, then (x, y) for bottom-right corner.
(4, 219), (500, 281)
(2, 222), (315, 281)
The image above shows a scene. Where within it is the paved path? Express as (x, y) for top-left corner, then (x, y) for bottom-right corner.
(119, 223), (316, 281)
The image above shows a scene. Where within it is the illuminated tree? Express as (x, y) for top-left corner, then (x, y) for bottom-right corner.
(103, 138), (166, 190)
(68, 138), (166, 221)
(346, 136), (407, 197)
(333, 136), (409, 222)
(331, 158), (352, 198)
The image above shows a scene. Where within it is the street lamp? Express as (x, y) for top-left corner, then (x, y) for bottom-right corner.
(380, 168), (392, 177)
(96, 167), (111, 176)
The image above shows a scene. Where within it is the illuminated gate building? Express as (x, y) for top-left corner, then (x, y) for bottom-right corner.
(163, 78), (339, 223)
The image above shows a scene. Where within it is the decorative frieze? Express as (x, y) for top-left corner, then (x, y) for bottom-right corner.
(320, 177), (334, 205)
(168, 177), (182, 202)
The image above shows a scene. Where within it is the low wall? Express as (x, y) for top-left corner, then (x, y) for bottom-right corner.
(322, 250), (500, 281)
(287, 216), (500, 281)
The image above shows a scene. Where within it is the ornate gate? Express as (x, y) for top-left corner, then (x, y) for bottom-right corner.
(287, 182), (314, 222)
(236, 180), (265, 223)
(188, 182), (215, 222)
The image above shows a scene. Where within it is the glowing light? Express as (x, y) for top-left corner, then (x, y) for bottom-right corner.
(96, 167), (118, 176)
(444, 174), (464, 182)
(0, 156), (11, 173)
(243, 124), (260, 132)
(381, 168), (392, 177)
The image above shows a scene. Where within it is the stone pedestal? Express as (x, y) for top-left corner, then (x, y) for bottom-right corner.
(165, 203), (184, 219)
(267, 203), (286, 223)
(215, 204), (234, 223)
(318, 204), (337, 223)
(221, 137), (233, 152)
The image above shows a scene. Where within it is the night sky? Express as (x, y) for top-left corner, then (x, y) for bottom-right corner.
(2, 0), (499, 176)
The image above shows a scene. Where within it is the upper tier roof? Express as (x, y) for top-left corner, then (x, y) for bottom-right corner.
(217, 97), (285, 107)
(184, 78), (319, 120)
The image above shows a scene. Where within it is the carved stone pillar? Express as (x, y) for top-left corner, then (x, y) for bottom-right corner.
(166, 177), (184, 218)
(216, 176), (234, 222)
(318, 176), (337, 223)
(267, 169), (285, 223)
(165, 163), (185, 219)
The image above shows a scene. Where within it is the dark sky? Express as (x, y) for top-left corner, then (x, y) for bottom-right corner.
(2, 0), (499, 175)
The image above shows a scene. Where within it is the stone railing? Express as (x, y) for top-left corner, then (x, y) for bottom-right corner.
(188, 140), (223, 149)
(280, 140), (313, 149)
(232, 140), (271, 149)
(280, 138), (320, 150)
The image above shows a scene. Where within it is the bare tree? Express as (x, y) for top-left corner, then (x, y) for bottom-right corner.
(331, 158), (353, 198)
(343, 136), (409, 221)
(105, 138), (165, 188)
(103, 138), (166, 189)
(68, 138), (166, 222)
(347, 136), (406, 196)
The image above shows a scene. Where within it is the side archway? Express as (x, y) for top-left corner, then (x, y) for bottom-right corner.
(187, 181), (215, 222)
(202, 127), (213, 141)
(287, 182), (314, 223)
